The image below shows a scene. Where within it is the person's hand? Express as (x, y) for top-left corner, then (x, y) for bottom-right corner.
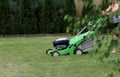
(100, 11), (105, 16)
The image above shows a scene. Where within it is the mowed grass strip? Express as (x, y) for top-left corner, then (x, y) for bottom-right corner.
(0, 36), (120, 77)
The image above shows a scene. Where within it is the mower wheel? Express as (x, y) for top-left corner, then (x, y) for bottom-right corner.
(46, 49), (52, 54)
(52, 51), (60, 57)
(74, 49), (83, 55)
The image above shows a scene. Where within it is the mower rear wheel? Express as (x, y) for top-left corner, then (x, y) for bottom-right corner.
(75, 49), (83, 55)
(52, 52), (60, 57)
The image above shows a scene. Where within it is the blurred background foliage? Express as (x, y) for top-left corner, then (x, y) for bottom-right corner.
(0, 0), (119, 35)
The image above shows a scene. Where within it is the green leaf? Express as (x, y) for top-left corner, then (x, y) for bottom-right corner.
(64, 15), (69, 21)
(67, 16), (73, 22)
(66, 26), (70, 33)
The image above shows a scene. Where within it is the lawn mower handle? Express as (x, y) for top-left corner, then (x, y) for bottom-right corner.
(77, 17), (107, 36)
(92, 17), (108, 30)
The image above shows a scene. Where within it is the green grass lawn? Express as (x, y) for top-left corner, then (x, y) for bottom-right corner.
(0, 35), (120, 77)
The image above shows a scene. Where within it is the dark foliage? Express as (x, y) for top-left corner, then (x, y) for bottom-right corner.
(64, 0), (77, 33)
(0, 0), (13, 34)
(40, 0), (59, 33)
(17, 0), (37, 34)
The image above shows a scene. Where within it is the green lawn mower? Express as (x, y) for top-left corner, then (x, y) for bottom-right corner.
(46, 17), (107, 56)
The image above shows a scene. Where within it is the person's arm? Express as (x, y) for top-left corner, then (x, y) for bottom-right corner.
(101, 5), (112, 16)
(105, 5), (112, 12)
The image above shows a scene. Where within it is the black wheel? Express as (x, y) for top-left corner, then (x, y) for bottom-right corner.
(74, 49), (83, 55)
(52, 51), (60, 57)
(46, 49), (52, 54)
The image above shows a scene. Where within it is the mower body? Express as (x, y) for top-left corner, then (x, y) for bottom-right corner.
(46, 17), (107, 56)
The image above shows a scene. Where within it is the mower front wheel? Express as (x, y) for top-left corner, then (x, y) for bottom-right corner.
(46, 49), (52, 54)
(52, 51), (60, 57)
(74, 49), (83, 55)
